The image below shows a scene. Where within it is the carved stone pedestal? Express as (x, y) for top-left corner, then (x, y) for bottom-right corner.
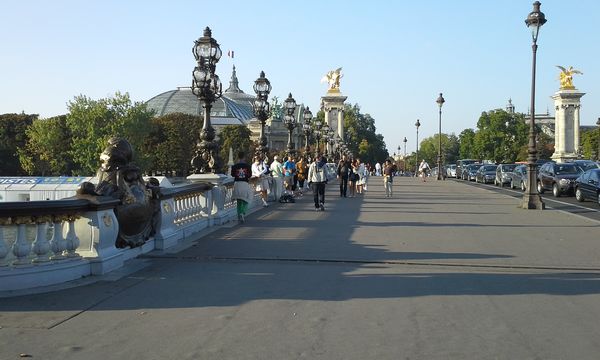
(551, 89), (585, 162)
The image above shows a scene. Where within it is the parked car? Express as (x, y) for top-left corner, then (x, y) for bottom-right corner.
(495, 164), (517, 187)
(573, 159), (600, 172)
(537, 162), (583, 197)
(456, 159), (478, 179)
(463, 163), (482, 181)
(508, 164), (528, 191)
(446, 164), (457, 178)
(574, 168), (600, 205)
(475, 165), (498, 184)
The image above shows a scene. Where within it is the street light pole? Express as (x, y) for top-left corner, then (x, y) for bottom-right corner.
(415, 119), (421, 176)
(596, 117), (600, 160)
(253, 71), (272, 157)
(283, 93), (297, 157)
(521, 1), (546, 210)
(303, 107), (312, 156)
(436, 93), (445, 180)
(403, 136), (407, 173)
(190, 27), (223, 174)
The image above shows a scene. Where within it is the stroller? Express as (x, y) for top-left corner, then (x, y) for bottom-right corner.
(279, 176), (296, 203)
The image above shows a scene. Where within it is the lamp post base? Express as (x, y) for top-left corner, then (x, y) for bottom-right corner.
(520, 193), (545, 210)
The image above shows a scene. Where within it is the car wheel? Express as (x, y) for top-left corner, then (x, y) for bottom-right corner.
(537, 181), (544, 194)
(575, 187), (584, 202)
(552, 183), (561, 197)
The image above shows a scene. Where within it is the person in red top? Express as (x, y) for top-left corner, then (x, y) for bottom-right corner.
(231, 152), (253, 223)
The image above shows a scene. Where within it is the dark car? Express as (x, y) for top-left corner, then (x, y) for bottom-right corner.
(574, 168), (600, 205)
(573, 159), (600, 172)
(508, 164), (528, 191)
(463, 163), (482, 181)
(537, 162), (583, 197)
(456, 159), (478, 180)
(495, 164), (517, 187)
(475, 165), (497, 184)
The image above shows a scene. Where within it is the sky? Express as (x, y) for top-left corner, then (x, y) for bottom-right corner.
(1, 0), (599, 154)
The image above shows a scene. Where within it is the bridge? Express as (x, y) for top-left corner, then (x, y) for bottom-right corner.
(2, 177), (600, 359)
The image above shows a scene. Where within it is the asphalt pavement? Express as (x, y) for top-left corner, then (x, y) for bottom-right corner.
(1, 176), (600, 360)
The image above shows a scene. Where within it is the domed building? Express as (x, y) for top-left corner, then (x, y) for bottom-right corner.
(146, 66), (306, 153)
(146, 66), (255, 127)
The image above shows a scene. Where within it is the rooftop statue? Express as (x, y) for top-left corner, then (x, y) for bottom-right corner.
(321, 67), (343, 92)
(556, 65), (583, 90)
(77, 138), (160, 248)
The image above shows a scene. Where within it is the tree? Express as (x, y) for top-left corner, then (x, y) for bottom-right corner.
(343, 104), (388, 164)
(66, 92), (154, 175)
(18, 115), (74, 175)
(581, 128), (600, 160)
(0, 113), (37, 175)
(458, 128), (476, 159)
(217, 125), (252, 172)
(145, 112), (202, 176)
(418, 133), (460, 166)
(473, 110), (528, 163)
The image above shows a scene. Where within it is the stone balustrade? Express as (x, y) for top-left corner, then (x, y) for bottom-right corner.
(0, 178), (260, 293)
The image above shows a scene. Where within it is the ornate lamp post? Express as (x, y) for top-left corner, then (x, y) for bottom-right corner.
(415, 119), (421, 176)
(314, 117), (323, 155)
(321, 123), (330, 158)
(521, 1), (546, 210)
(253, 71), (272, 156)
(283, 93), (297, 156)
(403, 136), (408, 173)
(327, 128), (335, 161)
(436, 93), (445, 180)
(303, 107), (312, 155)
(190, 27), (223, 174)
(596, 117), (600, 160)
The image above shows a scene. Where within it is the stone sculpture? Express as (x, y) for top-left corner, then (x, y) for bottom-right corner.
(78, 138), (160, 248)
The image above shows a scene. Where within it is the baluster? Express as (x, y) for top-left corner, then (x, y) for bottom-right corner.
(11, 216), (32, 266)
(32, 215), (52, 263)
(0, 218), (10, 266)
(50, 215), (67, 260)
(64, 215), (81, 258)
(193, 193), (202, 219)
(174, 196), (183, 224)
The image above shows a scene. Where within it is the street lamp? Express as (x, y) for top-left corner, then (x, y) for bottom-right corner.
(190, 27), (223, 174)
(253, 71), (272, 156)
(321, 123), (330, 157)
(415, 119), (421, 176)
(436, 93), (445, 180)
(314, 117), (323, 155)
(521, 1), (546, 210)
(403, 136), (408, 173)
(596, 117), (600, 160)
(283, 93), (297, 157)
(303, 107), (312, 155)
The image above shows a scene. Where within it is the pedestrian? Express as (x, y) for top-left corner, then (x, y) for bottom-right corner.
(283, 156), (296, 192)
(337, 154), (350, 197)
(419, 159), (431, 182)
(230, 151), (253, 223)
(375, 162), (382, 176)
(348, 159), (357, 197)
(252, 155), (270, 206)
(308, 153), (328, 211)
(296, 157), (307, 195)
(270, 155), (284, 201)
(355, 158), (365, 194)
(383, 159), (394, 197)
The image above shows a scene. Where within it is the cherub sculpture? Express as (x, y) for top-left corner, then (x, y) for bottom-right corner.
(78, 138), (160, 248)
(321, 67), (343, 92)
(556, 65), (583, 90)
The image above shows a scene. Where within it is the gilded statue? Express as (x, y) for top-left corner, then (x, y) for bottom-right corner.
(321, 67), (343, 92)
(556, 65), (583, 90)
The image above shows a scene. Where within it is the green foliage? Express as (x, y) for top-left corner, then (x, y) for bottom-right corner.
(217, 125), (252, 172)
(458, 128), (476, 159)
(581, 128), (600, 160)
(0, 113), (37, 175)
(66, 92), (154, 175)
(472, 110), (528, 163)
(343, 104), (388, 164)
(18, 115), (73, 175)
(418, 133), (460, 165)
(145, 112), (202, 176)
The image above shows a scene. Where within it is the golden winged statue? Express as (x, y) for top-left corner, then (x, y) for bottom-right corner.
(321, 67), (343, 92)
(556, 65), (583, 90)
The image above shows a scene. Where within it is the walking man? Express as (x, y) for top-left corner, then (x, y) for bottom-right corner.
(270, 155), (284, 201)
(231, 152), (253, 223)
(337, 154), (350, 197)
(383, 159), (394, 197)
(308, 153), (328, 211)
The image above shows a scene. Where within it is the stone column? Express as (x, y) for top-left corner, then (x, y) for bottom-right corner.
(321, 94), (347, 140)
(551, 89), (585, 162)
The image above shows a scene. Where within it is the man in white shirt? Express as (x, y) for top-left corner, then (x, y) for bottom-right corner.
(270, 155), (284, 201)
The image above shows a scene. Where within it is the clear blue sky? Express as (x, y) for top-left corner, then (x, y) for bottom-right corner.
(1, 0), (598, 154)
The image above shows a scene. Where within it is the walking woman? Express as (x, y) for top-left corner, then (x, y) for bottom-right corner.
(231, 152), (253, 223)
(348, 159), (357, 197)
(383, 159), (394, 198)
(252, 155), (270, 207)
(355, 158), (365, 195)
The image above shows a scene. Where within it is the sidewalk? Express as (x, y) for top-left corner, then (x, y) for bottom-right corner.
(1, 177), (600, 359)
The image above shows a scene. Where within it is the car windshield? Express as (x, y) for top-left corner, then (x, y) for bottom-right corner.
(555, 165), (582, 175)
(502, 165), (516, 171)
(577, 162), (598, 171)
(484, 165), (497, 171)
